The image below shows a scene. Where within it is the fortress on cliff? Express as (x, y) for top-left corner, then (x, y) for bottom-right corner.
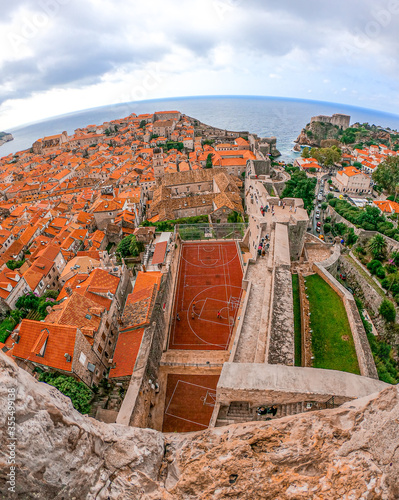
(310, 113), (350, 130)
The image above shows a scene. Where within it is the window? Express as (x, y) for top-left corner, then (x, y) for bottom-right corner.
(101, 333), (106, 341)
(97, 344), (103, 354)
(38, 281), (43, 289)
(79, 352), (87, 366)
(187, 187), (189, 191)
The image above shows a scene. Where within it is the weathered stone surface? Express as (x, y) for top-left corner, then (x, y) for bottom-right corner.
(1, 352), (399, 499)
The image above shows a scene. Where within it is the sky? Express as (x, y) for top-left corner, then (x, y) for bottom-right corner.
(1, 0), (399, 130)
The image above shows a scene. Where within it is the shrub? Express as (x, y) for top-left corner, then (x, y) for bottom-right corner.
(376, 267), (386, 279)
(39, 372), (93, 414)
(379, 299), (396, 322)
(367, 260), (382, 274)
(329, 198), (338, 207)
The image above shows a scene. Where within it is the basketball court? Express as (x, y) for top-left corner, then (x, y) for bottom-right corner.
(169, 241), (243, 350)
(162, 374), (219, 432)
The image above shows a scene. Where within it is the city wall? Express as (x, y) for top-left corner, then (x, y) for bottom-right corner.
(216, 363), (388, 408)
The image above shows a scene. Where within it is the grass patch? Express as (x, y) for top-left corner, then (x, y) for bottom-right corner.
(306, 273), (360, 374)
(292, 274), (302, 366)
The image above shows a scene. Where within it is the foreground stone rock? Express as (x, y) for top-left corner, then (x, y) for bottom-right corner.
(1, 352), (399, 499)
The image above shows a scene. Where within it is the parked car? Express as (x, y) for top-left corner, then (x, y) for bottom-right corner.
(317, 203), (321, 208)
(316, 226), (321, 233)
(315, 211), (320, 219)
(317, 221), (321, 227)
(319, 234), (324, 240)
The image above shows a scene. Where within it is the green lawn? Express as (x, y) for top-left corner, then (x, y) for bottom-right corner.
(305, 273), (360, 374)
(292, 274), (302, 366)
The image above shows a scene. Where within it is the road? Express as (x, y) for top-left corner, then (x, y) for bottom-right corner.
(311, 173), (330, 238)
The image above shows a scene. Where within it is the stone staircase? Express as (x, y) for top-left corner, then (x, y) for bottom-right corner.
(225, 402), (253, 423)
(215, 401), (322, 426)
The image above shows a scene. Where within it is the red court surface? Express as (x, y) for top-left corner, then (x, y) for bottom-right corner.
(169, 241), (243, 350)
(162, 374), (220, 432)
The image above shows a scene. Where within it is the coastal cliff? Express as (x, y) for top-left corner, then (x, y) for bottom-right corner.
(295, 120), (396, 150)
(1, 352), (399, 499)
(0, 132), (13, 147)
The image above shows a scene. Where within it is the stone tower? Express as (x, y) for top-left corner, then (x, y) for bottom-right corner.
(153, 147), (165, 179)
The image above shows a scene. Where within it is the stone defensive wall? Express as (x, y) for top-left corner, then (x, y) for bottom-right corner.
(116, 238), (182, 427)
(216, 363), (388, 408)
(328, 207), (399, 255)
(317, 242), (341, 274)
(312, 262), (378, 380)
(339, 254), (385, 315)
(266, 223), (295, 366)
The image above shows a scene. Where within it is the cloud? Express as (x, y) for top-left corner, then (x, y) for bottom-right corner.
(1, 0), (399, 129)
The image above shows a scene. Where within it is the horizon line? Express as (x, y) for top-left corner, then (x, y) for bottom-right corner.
(6, 94), (399, 132)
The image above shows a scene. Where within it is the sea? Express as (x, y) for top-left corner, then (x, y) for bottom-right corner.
(2, 95), (399, 161)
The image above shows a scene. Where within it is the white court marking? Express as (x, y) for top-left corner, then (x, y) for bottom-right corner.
(171, 242), (243, 349)
(165, 380), (217, 428)
(181, 243), (238, 268)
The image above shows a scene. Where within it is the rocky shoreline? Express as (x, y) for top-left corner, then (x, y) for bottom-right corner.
(0, 132), (14, 147)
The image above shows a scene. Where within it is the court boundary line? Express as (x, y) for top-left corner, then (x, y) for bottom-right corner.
(170, 242), (243, 350)
(164, 380), (217, 429)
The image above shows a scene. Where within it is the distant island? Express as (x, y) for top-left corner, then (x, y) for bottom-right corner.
(0, 131), (13, 147)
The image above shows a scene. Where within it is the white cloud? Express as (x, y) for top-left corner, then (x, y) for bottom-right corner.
(1, 0), (399, 129)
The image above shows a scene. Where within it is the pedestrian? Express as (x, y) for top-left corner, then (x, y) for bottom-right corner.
(283, 202), (286, 209)
(217, 310), (221, 319)
(193, 301), (196, 310)
(289, 205), (292, 212)
(294, 207), (297, 213)
(191, 311), (195, 320)
(257, 248), (262, 256)
(176, 313), (180, 321)
(262, 249), (266, 257)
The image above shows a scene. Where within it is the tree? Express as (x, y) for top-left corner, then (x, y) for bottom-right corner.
(6, 259), (24, 270)
(139, 120), (147, 129)
(379, 299), (396, 323)
(372, 156), (399, 195)
(205, 153), (213, 169)
(116, 235), (144, 258)
(323, 223), (331, 234)
(346, 228), (358, 246)
(301, 147), (311, 158)
(39, 372), (93, 414)
(390, 251), (399, 266)
(281, 170), (317, 212)
(310, 145), (342, 167)
(321, 202), (328, 210)
(368, 234), (387, 260)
